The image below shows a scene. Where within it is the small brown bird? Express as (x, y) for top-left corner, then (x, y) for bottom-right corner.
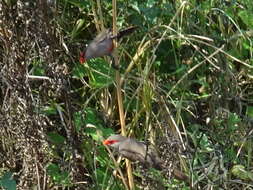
(80, 26), (138, 68)
(103, 135), (189, 183)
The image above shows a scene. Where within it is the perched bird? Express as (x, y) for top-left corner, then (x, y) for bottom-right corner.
(79, 26), (138, 69)
(103, 135), (189, 183)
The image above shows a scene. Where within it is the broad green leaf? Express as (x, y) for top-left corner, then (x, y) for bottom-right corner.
(0, 172), (16, 190)
(72, 63), (87, 79)
(238, 10), (253, 29)
(87, 59), (115, 88)
(47, 132), (66, 145)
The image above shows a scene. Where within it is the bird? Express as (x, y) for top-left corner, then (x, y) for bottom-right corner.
(103, 134), (190, 184)
(79, 26), (138, 69)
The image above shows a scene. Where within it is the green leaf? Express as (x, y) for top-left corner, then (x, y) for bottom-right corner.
(84, 108), (101, 126)
(96, 147), (112, 167)
(47, 163), (71, 186)
(72, 62), (87, 79)
(85, 126), (113, 141)
(83, 108), (114, 141)
(199, 133), (214, 152)
(246, 106), (253, 118)
(71, 19), (85, 39)
(41, 105), (57, 115)
(31, 60), (45, 76)
(76, 58), (115, 88)
(227, 113), (240, 132)
(47, 132), (66, 145)
(74, 111), (85, 132)
(238, 10), (253, 29)
(86, 59), (115, 88)
(0, 172), (16, 190)
(231, 165), (253, 181)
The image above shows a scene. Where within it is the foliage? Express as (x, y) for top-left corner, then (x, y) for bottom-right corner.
(0, 172), (16, 190)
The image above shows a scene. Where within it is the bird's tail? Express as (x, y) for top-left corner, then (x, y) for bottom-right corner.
(111, 26), (138, 39)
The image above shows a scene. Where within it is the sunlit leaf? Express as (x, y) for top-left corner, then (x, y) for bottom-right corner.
(0, 172), (16, 190)
(231, 165), (253, 181)
(238, 10), (253, 29)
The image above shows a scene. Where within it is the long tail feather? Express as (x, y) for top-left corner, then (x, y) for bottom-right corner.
(111, 26), (138, 39)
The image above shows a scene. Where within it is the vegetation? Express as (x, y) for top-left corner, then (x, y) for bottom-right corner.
(0, 0), (253, 189)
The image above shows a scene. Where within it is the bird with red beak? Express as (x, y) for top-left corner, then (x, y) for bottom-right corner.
(79, 26), (138, 69)
(103, 135), (189, 183)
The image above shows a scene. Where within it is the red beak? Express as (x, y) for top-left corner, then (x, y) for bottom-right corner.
(103, 139), (119, 145)
(79, 52), (85, 64)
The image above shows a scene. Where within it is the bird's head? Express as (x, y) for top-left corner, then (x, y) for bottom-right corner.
(103, 135), (127, 149)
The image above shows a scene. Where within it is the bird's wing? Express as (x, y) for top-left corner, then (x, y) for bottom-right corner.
(118, 139), (146, 160)
(119, 139), (163, 170)
(93, 29), (111, 43)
